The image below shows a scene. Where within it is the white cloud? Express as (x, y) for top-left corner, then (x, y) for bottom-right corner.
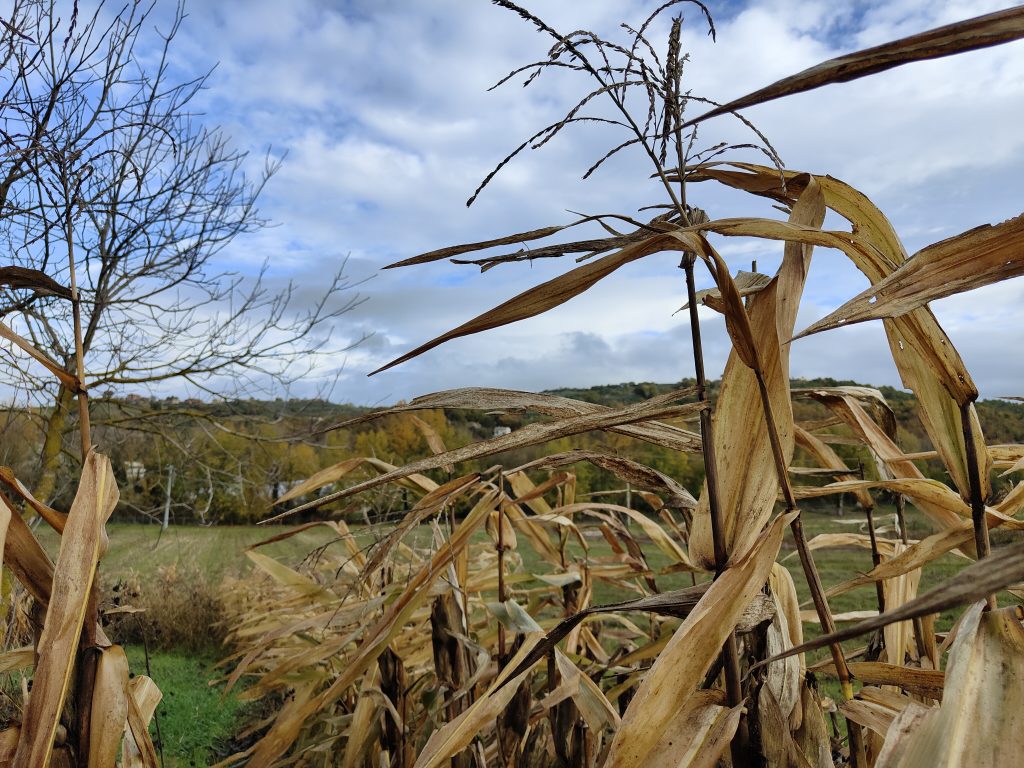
(134, 0), (1024, 404)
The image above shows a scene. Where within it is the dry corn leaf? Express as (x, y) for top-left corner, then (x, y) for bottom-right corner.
(0, 648), (34, 675)
(408, 413), (452, 474)
(820, 663), (944, 700)
(689, 181), (823, 566)
(14, 453), (118, 768)
(762, 540), (1024, 664)
(554, 502), (692, 566)
(606, 511), (793, 767)
(0, 467), (67, 533)
(681, 7), (1024, 128)
(875, 603), (1024, 767)
(87, 645), (129, 768)
(758, 685), (817, 768)
(383, 218), (605, 269)
(0, 319), (80, 391)
(696, 163), (986, 494)
(271, 388), (700, 521)
(643, 690), (744, 768)
(0, 728), (19, 763)
(412, 633), (545, 768)
(800, 391), (972, 531)
(678, 269), (772, 313)
(768, 562), (804, 728)
(341, 667), (382, 768)
(881, 542), (922, 667)
(795, 426), (874, 509)
(373, 232), (680, 374)
(323, 386), (702, 453)
(246, 489), (494, 765)
(799, 214), (1024, 337)
(361, 474), (483, 576)
(513, 450), (697, 510)
(2, 504), (55, 605)
(275, 456), (438, 506)
(123, 676), (161, 768)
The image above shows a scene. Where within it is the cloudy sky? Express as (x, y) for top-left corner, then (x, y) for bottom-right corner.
(154, 0), (1023, 405)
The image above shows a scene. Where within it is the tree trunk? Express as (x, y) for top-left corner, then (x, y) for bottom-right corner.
(35, 386), (75, 503)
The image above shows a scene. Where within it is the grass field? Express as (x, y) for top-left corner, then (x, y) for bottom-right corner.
(9, 504), (978, 763)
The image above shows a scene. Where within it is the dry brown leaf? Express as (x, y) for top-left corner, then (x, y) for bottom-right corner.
(408, 414), (452, 473)
(2, 504), (55, 605)
(643, 690), (744, 768)
(513, 450), (697, 510)
(606, 512), (794, 767)
(875, 603), (1024, 767)
(799, 214), (1024, 337)
(695, 163), (987, 495)
(689, 180), (823, 567)
(321, 386), (702, 453)
(246, 488), (495, 765)
(14, 453), (118, 768)
(373, 232), (680, 374)
(412, 633), (545, 768)
(678, 269), (772, 313)
(762, 540), (1024, 664)
(87, 645), (129, 768)
(383, 219), (605, 269)
(0, 467), (67, 532)
(123, 676), (162, 768)
(270, 388), (700, 521)
(0, 319), (80, 391)
(681, 7), (1024, 128)
(794, 426), (874, 510)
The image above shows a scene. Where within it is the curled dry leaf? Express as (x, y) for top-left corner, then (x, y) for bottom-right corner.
(677, 269), (772, 313)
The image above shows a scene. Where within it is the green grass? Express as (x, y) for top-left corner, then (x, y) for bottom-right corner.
(32, 522), (330, 582)
(125, 646), (245, 768)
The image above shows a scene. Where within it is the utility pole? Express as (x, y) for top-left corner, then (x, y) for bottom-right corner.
(162, 464), (175, 530)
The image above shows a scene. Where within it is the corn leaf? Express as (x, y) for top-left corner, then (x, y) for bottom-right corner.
(14, 453), (118, 768)
(799, 213), (1024, 337)
(681, 7), (1024, 128)
(606, 511), (793, 766)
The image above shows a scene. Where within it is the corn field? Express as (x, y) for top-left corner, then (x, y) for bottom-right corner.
(4, 2), (1024, 767)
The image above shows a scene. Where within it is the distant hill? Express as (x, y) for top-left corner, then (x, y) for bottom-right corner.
(543, 378), (1024, 447)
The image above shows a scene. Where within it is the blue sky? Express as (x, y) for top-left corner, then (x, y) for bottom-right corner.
(148, 0), (1024, 404)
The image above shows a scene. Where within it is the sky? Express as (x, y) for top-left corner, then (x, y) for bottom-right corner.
(147, 0), (1024, 405)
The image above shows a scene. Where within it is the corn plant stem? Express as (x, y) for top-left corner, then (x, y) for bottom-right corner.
(960, 402), (996, 610)
(751, 368), (869, 763)
(864, 506), (886, 613)
(65, 194), (102, 766)
(893, 494), (931, 661)
(497, 471), (508, 661)
(681, 255), (749, 764)
(751, 369), (854, 692)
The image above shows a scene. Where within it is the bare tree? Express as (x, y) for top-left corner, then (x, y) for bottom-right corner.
(0, 0), (366, 501)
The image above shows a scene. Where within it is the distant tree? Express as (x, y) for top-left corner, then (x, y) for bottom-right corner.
(0, 0), (366, 501)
